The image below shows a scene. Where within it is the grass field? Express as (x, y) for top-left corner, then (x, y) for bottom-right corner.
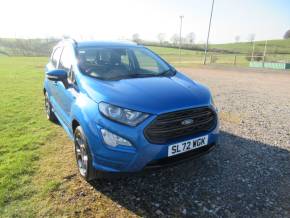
(0, 57), (70, 216)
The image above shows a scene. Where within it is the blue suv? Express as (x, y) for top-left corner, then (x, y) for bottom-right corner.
(44, 39), (219, 181)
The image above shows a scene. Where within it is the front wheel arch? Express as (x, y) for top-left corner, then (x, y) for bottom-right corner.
(72, 119), (80, 134)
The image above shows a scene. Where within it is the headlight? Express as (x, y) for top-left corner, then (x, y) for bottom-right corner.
(99, 102), (149, 126)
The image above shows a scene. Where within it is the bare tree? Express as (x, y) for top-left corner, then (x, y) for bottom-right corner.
(284, 30), (290, 39)
(248, 34), (255, 43)
(170, 33), (179, 45)
(235, 35), (240, 43)
(186, 32), (196, 44)
(132, 33), (141, 43)
(157, 33), (166, 45)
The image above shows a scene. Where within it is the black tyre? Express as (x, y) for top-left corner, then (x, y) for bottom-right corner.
(44, 92), (58, 122)
(74, 126), (97, 181)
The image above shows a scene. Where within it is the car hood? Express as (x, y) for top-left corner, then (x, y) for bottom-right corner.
(80, 72), (211, 115)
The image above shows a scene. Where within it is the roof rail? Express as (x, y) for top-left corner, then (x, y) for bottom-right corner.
(61, 37), (78, 46)
(117, 39), (138, 45)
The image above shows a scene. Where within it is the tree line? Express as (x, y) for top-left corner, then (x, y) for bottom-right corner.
(132, 32), (196, 46)
(0, 38), (58, 56)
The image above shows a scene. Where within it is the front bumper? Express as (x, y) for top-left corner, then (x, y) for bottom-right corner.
(85, 108), (219, 173)
(144, 142), (216, 170)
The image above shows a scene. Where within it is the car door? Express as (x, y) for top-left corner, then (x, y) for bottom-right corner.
(54, 45), (78, 127)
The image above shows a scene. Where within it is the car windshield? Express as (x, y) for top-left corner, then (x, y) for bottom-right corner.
(77, 47), (173, 80)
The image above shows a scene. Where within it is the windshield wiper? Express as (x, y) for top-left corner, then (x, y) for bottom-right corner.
(93, 70), (177, 81)
(128, 70), (176, 78)
(159, 69), (176, 76)
(128, 73), (157, 78)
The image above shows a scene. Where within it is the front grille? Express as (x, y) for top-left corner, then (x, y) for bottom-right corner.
(144, 107), (216, 144)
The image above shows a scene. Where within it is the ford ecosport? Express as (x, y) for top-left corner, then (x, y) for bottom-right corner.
(44, 39), (219, 181)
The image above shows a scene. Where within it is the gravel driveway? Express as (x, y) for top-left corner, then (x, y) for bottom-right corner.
(89, 67), (290, 217)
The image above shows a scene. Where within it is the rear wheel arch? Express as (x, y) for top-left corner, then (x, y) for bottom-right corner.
(44, 90), (57, 122)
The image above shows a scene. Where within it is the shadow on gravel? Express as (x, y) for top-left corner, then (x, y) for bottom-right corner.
(91, 131), (290, 217)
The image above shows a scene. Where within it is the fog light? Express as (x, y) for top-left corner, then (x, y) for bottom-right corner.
(101, 129), (132, 147)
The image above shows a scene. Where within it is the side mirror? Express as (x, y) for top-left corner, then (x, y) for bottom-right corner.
(46, 69), (67, 82)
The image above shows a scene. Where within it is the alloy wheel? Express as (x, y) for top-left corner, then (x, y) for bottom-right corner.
(44, 94), (51, 118)
(75, 131), (89, 177)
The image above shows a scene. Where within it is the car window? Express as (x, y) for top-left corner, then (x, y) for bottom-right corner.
(77, 47), (171, 80)
(134, 49), (162, 73)
(59, 46), (75, 71)
(59, 46), (77, 85)
(121, 52), (129, 66)
(78, 48), (132, 79)
(51, 47), (62, 68)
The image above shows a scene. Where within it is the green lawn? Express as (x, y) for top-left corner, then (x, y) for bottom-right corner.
(0, 57), (60, 216)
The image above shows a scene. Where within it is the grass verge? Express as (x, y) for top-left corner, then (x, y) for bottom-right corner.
(0, 57), (57, 216)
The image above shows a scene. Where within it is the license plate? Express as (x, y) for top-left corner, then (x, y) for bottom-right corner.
(168, 135), (208, 157)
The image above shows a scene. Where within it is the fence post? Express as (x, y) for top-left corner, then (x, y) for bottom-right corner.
(210, 55), (213, 64)
(251, 41), (255, 62)
(262, 40), (268, 67)
(234, 55), (237, 65)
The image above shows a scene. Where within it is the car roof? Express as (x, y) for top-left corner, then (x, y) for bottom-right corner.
(76, 40), (140, 48)
(55, 39), (141, 49)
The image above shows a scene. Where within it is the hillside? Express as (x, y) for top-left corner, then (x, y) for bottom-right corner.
(211, 39), (290, 54)
(147, 38), (290, 55)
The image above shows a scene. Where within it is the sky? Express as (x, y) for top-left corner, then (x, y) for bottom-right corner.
(0, 0), (289, 43)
